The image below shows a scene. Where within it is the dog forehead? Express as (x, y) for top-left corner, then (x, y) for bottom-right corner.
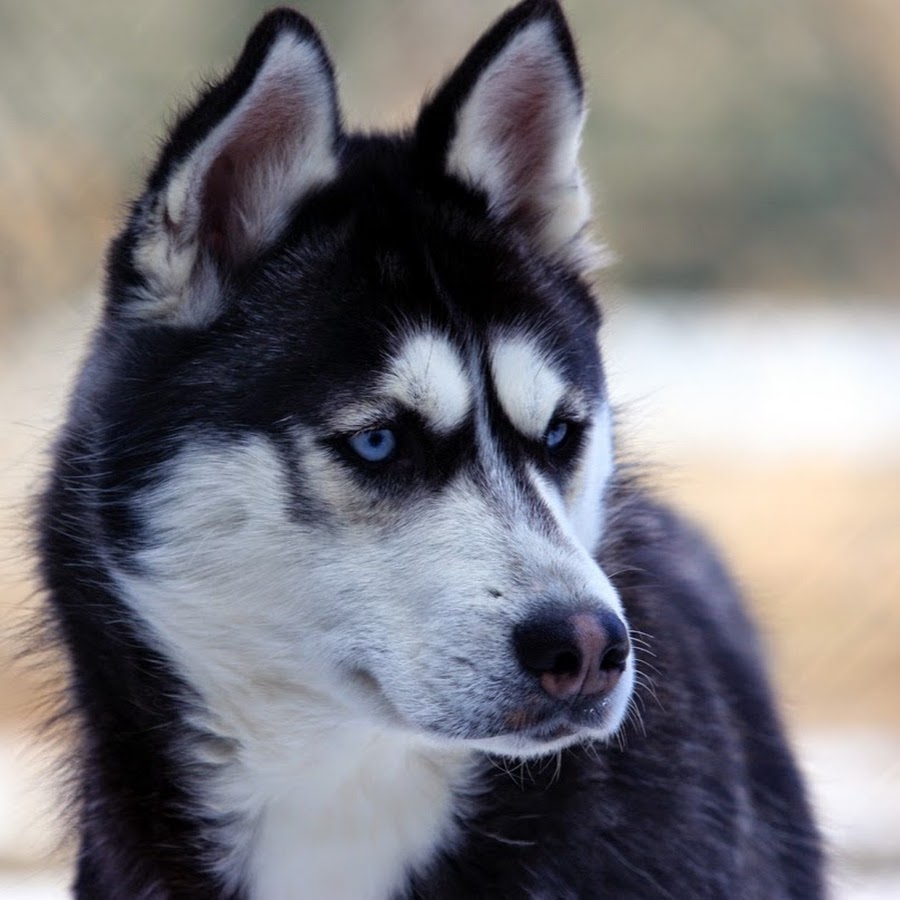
(490, 334), (567, 438)
(382, 331), (472, 432)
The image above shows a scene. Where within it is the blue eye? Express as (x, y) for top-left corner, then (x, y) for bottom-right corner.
(347, 428), (397, 463)
(545, 419), (569, 450)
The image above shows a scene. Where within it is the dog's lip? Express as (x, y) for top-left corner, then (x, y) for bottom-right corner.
(506, 696), (614, 741)
(343, 667), (617, 744)
(522, 721), (578, 742)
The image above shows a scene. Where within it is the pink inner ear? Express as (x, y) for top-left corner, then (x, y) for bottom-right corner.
(452, 30), (580, 232)
(440, 19), (593, 266)
(202, 151), (238, 261)
(489, 61), (559, 195)
(198, 77), (320, 265)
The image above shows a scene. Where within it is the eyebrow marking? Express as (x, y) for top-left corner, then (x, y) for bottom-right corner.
(490, 336), (568, 438)
(380, 332), (473, 432)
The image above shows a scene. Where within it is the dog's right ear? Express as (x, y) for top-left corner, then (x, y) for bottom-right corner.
(415, 0), (598, 273)
(111, 9), (340, 327)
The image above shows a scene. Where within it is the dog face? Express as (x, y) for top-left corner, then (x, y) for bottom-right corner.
(99, 2), (633, 760)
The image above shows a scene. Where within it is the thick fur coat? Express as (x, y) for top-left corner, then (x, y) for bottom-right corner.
(39, 2), (823, 897)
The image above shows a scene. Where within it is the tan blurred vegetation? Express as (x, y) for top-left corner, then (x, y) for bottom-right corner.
(2, 0), (900, 334)
(663, 463), (900, 730)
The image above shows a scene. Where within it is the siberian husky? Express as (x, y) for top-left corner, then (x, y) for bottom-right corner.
(39, 1), (824, 897)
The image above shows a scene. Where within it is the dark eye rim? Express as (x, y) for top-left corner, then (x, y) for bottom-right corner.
(539, 416), (586, 466)
(544, 418), (570, 449)
(327, 415), (421, 474)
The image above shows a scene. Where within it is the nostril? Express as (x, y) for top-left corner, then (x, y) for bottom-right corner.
(549, 649), (581, 677)
(599, 637), (630, 673)
(514, 618), (579, 676)
(514, 609), (630, 702)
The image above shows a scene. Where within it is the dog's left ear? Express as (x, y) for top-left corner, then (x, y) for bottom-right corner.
(416, 0), (597, 271)
(113, 9), (340, 326)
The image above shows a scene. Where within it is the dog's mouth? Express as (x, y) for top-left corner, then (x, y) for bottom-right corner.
(517, 719), (578, 743)
(344, 665), (630, 752)
(504, 695), (616, 743)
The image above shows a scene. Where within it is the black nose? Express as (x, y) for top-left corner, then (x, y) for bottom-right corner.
(514, 610), (630, 701)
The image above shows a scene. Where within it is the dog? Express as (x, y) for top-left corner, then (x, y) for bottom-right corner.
(38, 2), (824, 897)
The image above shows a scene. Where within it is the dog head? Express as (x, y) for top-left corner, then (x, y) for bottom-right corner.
(96, 0), (633, 760)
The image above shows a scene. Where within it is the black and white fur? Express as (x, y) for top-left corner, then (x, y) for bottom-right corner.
(39, 2), (824, 897)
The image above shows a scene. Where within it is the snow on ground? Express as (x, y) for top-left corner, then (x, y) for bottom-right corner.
(0, 732), (70, 867)
(801, 731), (900, 898)
(603, 295), (900, 463)
(0, 872), (69, 900)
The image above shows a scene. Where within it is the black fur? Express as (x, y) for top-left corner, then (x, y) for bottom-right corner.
(39, 2), (824, 897)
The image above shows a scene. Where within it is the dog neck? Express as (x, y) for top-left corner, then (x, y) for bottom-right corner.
(199, 708), (473, 900)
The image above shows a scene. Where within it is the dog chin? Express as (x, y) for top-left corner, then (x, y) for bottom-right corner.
(459, 720), (621, 760)
(418, 699), (633, 761)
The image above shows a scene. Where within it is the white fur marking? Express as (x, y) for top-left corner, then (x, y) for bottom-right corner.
(246, 733), (469, 900)
(382, 333), (472, 432)
(490, 336), (566, 439)
(114, 437), (472, 898)
(566, 403), (615, 553)
(114, 417), (626, 894)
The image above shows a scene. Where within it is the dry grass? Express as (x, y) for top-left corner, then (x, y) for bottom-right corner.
(659, 463), (900, 730)
(0, 136), (118, 330)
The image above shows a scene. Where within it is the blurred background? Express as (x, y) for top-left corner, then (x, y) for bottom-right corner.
(1, 0), (898, 896)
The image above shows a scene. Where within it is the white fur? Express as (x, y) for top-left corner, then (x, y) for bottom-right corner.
(132, 33), (337, 325)
(488, 336), (616, 546)
(228, 729), (470, 900)
(114, 438), (472, 897)
(382, 332), (472, 432)
(489, 336), (568, 438)
(113, 311), (627, 893)
(322, 334), (473, 436)
(446, 21), (593, 265)
(566, 403), (616, 553)
(113, 409), (629, 894)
